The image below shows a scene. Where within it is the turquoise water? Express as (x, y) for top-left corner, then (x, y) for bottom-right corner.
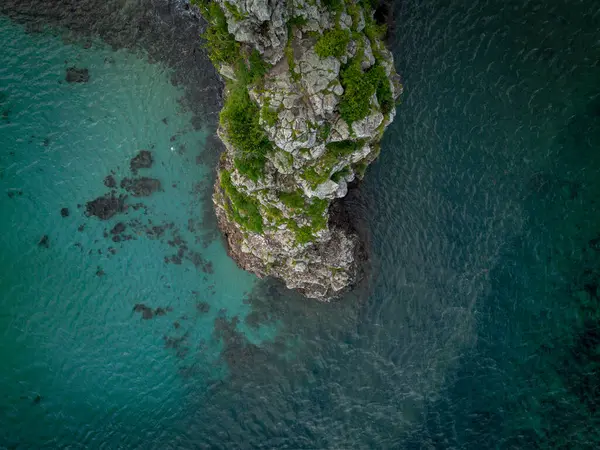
(2, 0), (600, 447)
(0, 17), (275, 447)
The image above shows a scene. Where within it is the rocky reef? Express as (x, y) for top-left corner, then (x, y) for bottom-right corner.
(194, 0), (402, 299)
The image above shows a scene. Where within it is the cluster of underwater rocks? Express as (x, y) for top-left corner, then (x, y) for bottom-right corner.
(29, 143), (220, 354)
(2, 65), (210, 271)
(2, 55), (222, 328)
(29, 147), (213, 273)
(4, 65), (217, 297)
(1, 0), (303, 404)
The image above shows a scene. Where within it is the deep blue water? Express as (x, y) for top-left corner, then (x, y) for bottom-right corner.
(1, 0), (600, 448)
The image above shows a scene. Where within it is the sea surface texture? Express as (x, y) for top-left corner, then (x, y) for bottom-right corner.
(1, 0), (600, 448)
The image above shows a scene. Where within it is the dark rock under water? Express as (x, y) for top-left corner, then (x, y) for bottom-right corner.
(130, 150), (153, 174)
(85, 193), (127, 220)
(120, 177), (161, 197)
(65, 67), (89, 83)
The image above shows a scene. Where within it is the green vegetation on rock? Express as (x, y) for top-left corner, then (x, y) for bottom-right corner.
(339, 55), (374, 124)
(220, 170), (263, 233)
(285, 36), (300, 82)
(315, 28), (351, 59)
(301, 166), (330, 187)
(202, 0), (395, 258)
(318, 123), (332, 141)
(358, 0), (377, 12)
(278, 192), (328, 231)
(233, 156), (266, 182)
(323, 139), (365, 166)
(306, 198), (329, 229)
(286, 220), (315, 245)
(302, 140), (365, 187)
(220, 82), (271, 181)
(373, 67), (394, 115)
(245, 49), (271, 84)
(288, 16), (309, 28)
(331, 166), (352, 183)
(224, 1), (246, 21)
(346, 2), (362, 30)
(339, 55), (393, 124)
(362, 3), (387, 51)
(353, 160), (368, 178)
(193, 0), (239, 65)
(322, 0), (344, 13)
(261, 100), (279, 127)
(263, 205), (284, 224)
(279, 190), (305, 209)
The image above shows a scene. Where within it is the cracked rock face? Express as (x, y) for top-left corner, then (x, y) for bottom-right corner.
(216, 0), (289, 64)
(202, 0), (402, 300)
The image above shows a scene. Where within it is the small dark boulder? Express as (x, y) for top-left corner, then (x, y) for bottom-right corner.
(65, 67), (89, 83)
(38, 235), (49, 248)
(103, 175), (117, 188)
(133, 303), (154, 319)
(33, 395), (42, 405)
(196, 301), (210, 314)
(110, 222), (126, 235)
(130, 150), (153, 174)
(60, 207), (69, 217)
(120, 177), (161, 197)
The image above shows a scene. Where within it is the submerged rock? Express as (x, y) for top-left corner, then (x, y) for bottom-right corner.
(110, 222), (126, 235)
(120, 177), (161, 197)
(133, 303), (171, 320)
(130, 150), (153, 173)
(196, 301), (210, 314)
(133, 303), (154, 319)
(85, 193), (127, 220)
(38, 235), (49, 248)
(200, 0), (401, 300)
(65, 67), (89, 83)
(60, 207), (69, 217)
(103, 175), (117, 188)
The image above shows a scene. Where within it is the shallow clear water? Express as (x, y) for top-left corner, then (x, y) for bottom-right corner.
(2, 0), (600, 448)
(0, 17), (275, 447)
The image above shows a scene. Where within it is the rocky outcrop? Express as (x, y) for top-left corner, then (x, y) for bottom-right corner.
(196, 0), (402, 300)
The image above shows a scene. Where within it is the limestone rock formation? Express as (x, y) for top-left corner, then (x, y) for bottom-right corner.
(194, 0), (402, 299)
